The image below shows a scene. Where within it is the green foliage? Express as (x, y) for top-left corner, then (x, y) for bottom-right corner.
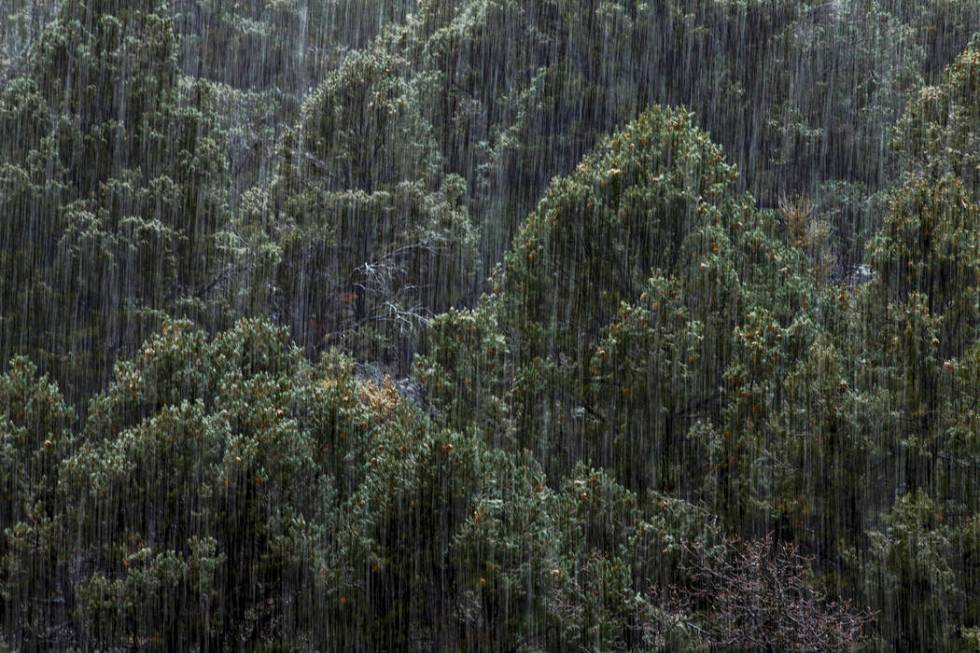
(172, 0), (414, 90)
(0, 1), (977, 650)
(852, 490), (978, 650)
(869, 175), (978, 354)
(420, 106), (813, 500)
(419, 44), (979, 649)
(264, 42), (477, 366)
(0, 0), (232, 393)
(893, 32), (980, 193)
(3, 317), (818, 651)
(0, 358), (72, 644)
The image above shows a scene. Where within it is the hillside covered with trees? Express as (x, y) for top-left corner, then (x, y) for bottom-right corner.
(0, 0), (978, 650)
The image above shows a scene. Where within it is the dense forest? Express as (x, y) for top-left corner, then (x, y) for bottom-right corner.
(0, 0), (977, 650)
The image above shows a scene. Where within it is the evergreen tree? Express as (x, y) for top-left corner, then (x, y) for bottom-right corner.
(0, 0), (232, 394)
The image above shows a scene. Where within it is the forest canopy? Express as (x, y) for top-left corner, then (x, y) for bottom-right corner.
(0, 1), (978, 651)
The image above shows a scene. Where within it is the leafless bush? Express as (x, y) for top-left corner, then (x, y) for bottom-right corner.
(668, 536), (872, 652)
